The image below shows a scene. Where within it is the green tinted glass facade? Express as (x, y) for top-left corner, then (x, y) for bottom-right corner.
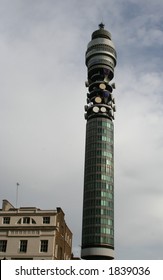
(82, 117), (114, 249)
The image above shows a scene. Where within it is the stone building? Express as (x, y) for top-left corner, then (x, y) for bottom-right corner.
(0, 200), (72, 260)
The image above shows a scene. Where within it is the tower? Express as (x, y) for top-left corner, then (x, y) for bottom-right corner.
(81, 24), (117, 260)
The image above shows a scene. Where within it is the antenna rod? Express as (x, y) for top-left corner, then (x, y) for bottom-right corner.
(16, 182), (19, 208)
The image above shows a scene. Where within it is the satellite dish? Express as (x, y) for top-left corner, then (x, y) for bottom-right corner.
(110, 110), (114, 117)
(113, 105), (116, 112)
(101, 107), (107, 113)
(99, 83), (106, 90)
(104, 76), (109, 83)
(84, 105), (88, 112)
(93, 106), (99, 113)
(111, 83), (116, 89)
(95, 96), (102, 103)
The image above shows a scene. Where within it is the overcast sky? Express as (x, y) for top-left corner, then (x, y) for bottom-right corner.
(0, 0), (163, 259)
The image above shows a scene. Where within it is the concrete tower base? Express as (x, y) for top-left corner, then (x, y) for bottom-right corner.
(81, 247), (114, 260)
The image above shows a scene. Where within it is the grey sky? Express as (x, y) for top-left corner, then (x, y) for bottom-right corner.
(0, 0), (163, 259)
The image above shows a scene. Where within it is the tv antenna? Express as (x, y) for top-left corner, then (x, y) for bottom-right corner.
(16, 182), (20, 208)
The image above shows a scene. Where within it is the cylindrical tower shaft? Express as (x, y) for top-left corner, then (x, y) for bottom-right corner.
(81, 23), (117, 260)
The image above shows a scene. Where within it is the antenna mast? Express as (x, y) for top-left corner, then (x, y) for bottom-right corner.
(16, 182), (20, 208)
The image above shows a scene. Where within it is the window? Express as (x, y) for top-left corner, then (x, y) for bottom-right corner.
(40, 240), (48, 252)
(0, 240), (7, 252)
(32, 218), (36, 224)
(23, 217), (30, 224)
(19, 240), (28, 252)
(3, 217), (10, 224)
(17, 218), (21, 224)
(100, 236), (114, 245)
(59, 247), (63, 259)
(43, 217), (50, 224)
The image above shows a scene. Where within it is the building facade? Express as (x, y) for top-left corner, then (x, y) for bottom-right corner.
(0, 200), (72, 260)
(81, 24), (117, 259)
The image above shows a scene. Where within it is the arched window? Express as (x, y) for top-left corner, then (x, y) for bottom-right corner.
(17, 217), (36, 224)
